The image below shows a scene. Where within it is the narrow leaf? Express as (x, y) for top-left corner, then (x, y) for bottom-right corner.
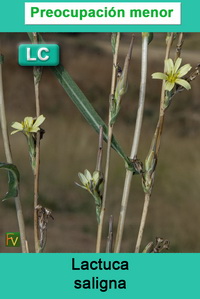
(28, 33), (135, 171)
(0, 163), (20, 201)
(52, 65), (133, 167)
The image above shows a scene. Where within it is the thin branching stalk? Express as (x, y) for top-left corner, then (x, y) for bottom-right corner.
(33, 76), (40, 253)
(175, 33), (184, 60)
(135, 33), (174, 253)
(130, 34), (149, 157)
(106, 215), (113, 253)
(96, 126), (103, 172)
(134, 193), (150, 252)
(160, 33), (175, 116)
(33, 32), (42, 253)
(33, 74), (40, 253)
(114, 33), (149, 253)
(0, 54), (27, 253)
(25, 240), (29, 253)
(96, 32), (120, 253)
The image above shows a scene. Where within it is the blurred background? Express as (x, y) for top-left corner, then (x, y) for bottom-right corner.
(0, 33), (200, 253)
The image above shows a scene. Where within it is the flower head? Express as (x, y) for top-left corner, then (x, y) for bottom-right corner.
(11, 115), (45, 135)
(76, 169), (101, 194)
(152, 58), (192, 91)
(76, 169), (103, 224)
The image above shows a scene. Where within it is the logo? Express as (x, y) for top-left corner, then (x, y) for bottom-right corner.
(18, 44), (60, 66)
(5, 232), (20, 247)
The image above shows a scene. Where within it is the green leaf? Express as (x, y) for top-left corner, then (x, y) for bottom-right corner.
(51, 64), (131, 162)
(28, 33), (136, 172)
(0, 163), (20, 201)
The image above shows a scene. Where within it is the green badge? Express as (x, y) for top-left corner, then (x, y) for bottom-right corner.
(5, 232), (20, 247)
(18, 44), (59, 66)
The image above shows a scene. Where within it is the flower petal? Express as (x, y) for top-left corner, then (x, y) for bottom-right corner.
(29, 127), (40, 133)
(75, 182), (87, 190)
(11, 129), (21, 135)
(177, 64), (192, 77)
(11, 122), (23, 130)
(84, 170), (92, 181)
(78, 173), (88, 185)
(165, 81), (175, 91)
(93, 171), (100, 183)
(174, 58), (182, 73)
(175, 78), (191, 90)
(24, 117), (34, 127)
(152, 72), (168, 80)
(164, 58), (174, 74)
(33, 115), (45, 128)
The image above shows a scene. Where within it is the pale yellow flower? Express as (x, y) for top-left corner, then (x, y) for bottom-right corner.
(76, 169), (101, 193)
(11, 115), (45, 135)
(152, 58), (192, 91)
(76, 169), (103, 224)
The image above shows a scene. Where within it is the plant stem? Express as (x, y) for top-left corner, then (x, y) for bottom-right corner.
(134, 33), (174, 253)
(95, 32), (120, 253)
(0, 54), (27, 253)
(34, 78), (40, 252)
(175, 33), (184, 60)
(96, 126), (103, 172)
(33, 72), (41, 253)
(33, 33), (41, 253)
(114, 33), (149, 253)
(106, 215), (113, 253)
(135, 193), (150, 253)
(160, 33), (174, 116)
(134, 121), (165, 254)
